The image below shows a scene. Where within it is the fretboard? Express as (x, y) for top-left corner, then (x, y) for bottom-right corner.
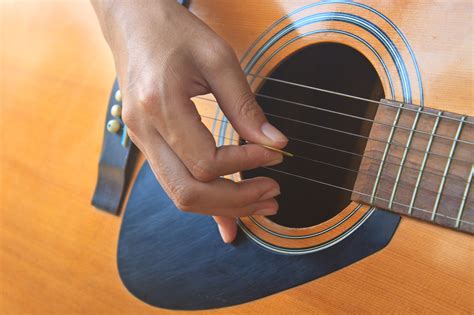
(352, 99), (474, 234)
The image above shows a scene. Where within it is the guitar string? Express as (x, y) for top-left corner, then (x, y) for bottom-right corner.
(196, 96), (471, 165)
(199, 114), (468, 184)
(194, 75), (473, 225)
(204, 123), (472, 203)
(262, 167), (474, 227)
(203, 129), (474, 226)
(256, 93), (473, 145)
(247, 73), (474, 126)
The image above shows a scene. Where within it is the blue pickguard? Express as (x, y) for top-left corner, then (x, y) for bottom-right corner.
(117, 162), (400, 310)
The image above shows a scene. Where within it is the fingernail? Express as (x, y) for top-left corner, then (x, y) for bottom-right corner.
(261, 122), (288, 144)
(263, 155), (284, 167)
(259, 187), (280, 201)
(217, 224), (233, 243)
(254, 207), (278, 216)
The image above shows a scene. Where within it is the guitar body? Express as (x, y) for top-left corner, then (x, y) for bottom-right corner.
(2, 0), (473, 314)
(191, 0), (474, 253)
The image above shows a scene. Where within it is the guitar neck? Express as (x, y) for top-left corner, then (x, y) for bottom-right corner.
(352, 99), (474, 234)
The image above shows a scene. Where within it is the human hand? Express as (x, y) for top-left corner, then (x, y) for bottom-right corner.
(92, 0), (288, 243)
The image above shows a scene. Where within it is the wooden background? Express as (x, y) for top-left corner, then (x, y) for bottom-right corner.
(1, 1), (473, 314)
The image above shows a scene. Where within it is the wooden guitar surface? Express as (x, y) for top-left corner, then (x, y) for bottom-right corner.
(1, 1), (473, 314)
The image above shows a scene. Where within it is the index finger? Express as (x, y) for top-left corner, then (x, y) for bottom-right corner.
(151, 95), (284, 182)
(140, 126), (281, 213)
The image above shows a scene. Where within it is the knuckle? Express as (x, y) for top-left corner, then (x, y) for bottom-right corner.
(136, 87), (160, 116)
(190, 159), (216, 182)
(214, 39), (234, 59)
(122, 81), (161, 129)
(208, 39), (235, 69)
(237, 92), (261, 118)
(121, 106), (139, 130)
(127, 80), (160, 117)
(169, 182), (199, 212)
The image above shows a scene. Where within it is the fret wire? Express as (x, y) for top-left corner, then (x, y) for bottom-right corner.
(204, 129), (474, 226)
(278, 153), (461, 208)
(211, 129), (471, 195)
(408, 112), (442, 215)
(456, 165), (474, 228)
(262, 167), (474, 226)
(288, 135), (459, 182)
(431, 116), (466, 221)
(388, 107), (422, 209)
(256, 93), (473, 145)
(370, 104), (403, 204)
(196, 96), (470, 165)
(200, 113), (470, 184)
(247, 73), (474, 126)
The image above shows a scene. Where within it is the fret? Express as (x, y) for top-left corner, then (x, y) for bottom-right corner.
(455, 165), (474, 228)
(408, 111), (442, 215)
(370, 103), (403, 204)
(388, 107), (422, 209)
(431, 116), (466, 221)
(352, 99), (473, 234)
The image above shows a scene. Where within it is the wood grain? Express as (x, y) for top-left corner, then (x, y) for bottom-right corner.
(1, 1), (473, 314)
(353, 100), (474, 233)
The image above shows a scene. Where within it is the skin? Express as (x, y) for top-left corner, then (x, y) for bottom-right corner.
(92, 0), (288, 243)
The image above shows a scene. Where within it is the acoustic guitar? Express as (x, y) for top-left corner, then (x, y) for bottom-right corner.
(2, 0), (473, 314)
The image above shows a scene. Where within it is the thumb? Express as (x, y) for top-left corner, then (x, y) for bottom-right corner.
(205, 49), (288, 149)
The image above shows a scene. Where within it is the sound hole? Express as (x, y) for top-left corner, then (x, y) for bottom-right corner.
(241, 43), (384, 228)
